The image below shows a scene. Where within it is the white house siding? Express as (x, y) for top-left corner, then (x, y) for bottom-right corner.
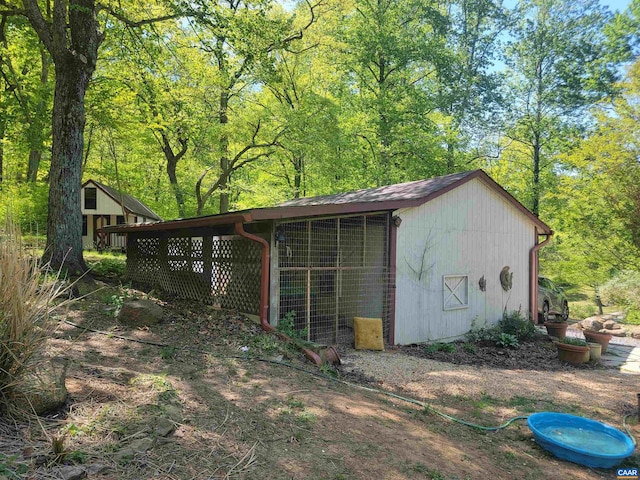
(81, 182), (149, 249)
(394, 177), (535, 345)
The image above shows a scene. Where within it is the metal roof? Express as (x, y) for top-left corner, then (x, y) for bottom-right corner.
(85, 180), (162, 221)
(100, 170), (551, 234)
(277, 171), (474, 207)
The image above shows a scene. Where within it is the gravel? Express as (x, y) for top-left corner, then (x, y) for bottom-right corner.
(338, 342), (640, 415)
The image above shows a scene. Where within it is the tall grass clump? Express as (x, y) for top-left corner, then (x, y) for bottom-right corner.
(0, 218), (67, 410)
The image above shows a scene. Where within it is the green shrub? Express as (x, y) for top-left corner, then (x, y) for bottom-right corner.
(601, 271), (640, 324)
(0, 182), (48, 233)
(571, 304), (598, 321)
(495, 333), (519, 349)
(461, 342), (477, 354)
(276, 311), (308, 340)
(87, 257), (126, 278)
(0, 453), (29, 478)
(498, 310), (536, 341)
(424, 342), (456, 354)
(466, 325), (499, 343)
(624, 307), (640, 325)
(601, 271), (640, 307)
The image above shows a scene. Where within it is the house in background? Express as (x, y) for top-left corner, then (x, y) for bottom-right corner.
(81, 180), (162, 250)
(101, 170), (552, 345)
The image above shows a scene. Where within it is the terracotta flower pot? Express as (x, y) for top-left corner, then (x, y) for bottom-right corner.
(544, 321), (569, 339)
(583, 330), (613, 354)
(555, 341), (590, 365)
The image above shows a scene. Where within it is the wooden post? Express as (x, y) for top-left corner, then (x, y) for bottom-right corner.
(306, 220), (311, 341)
(203, 235), (213, 300)
(335, 218), (340, 343)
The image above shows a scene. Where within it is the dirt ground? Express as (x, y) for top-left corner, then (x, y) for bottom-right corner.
(2, 283), (638, 479)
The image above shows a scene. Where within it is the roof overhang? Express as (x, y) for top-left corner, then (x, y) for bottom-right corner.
(99, 169), (552, 235)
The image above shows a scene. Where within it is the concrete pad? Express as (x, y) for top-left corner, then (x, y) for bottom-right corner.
(601, 344), (640, 374)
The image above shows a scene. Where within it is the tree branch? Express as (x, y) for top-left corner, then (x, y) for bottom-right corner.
(98, 6), (183, 28)
(21, 0), (53, 55)
(198, 126), (285, 208)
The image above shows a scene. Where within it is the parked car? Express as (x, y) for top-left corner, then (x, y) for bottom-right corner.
(538, 276), (569, 323)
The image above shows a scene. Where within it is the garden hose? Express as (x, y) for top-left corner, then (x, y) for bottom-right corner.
(623, 413), (638, 447)
(63, 319), (635, 436)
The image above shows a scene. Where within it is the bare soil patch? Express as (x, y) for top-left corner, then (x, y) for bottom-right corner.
(399, 334), (599, 371)
(1, 283), (638, 479)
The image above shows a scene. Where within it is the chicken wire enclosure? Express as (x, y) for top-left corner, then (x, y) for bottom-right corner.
(276, 213), (391, 345)
(126, 233), (261, 315)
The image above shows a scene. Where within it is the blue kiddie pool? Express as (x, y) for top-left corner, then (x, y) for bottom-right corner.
(527, 412), (636, 468)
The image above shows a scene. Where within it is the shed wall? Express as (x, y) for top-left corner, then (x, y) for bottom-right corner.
(81, 183), (125, 216)
(394, 177), (535, 344)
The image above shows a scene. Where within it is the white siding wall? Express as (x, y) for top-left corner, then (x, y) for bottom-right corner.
(394, 178), (535, 344)
(81, 182), (152, 249)
(81, 183), (125, 216)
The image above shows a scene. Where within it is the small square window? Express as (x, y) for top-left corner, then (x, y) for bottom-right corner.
(116, 215), (125, 225)
(84, 187), (97, 210)
(443, 275), (469, 310)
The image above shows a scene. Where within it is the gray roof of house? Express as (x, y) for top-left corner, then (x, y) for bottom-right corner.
(88, 180), (162, 221)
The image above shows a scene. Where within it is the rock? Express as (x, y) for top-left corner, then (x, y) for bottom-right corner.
(59, 466), (86, 480)
(581, 317), (603, 331)
(610, 323), (623, 330)
(154, 417), (175, 437)
(602, 319), (616, 329)
(163, 404), (182, 422)
(118, 300), (163, 327)
(601, 328), (627, 337)
(87, 463), (111, 475)
(129, 437), (155, 453)
(11, 357), (68, 415)
(631, 328), (640, 339)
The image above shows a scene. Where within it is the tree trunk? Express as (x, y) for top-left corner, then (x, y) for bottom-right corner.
(446, 141), (455, 173)
(293, 156), (302, 199)
(23, 0), (102, 274)
(26, 46), (50, 183)
(160, 132), (187, 217)
(0, 105), (4, 184)
(532, 133), (540, 217)
(167, 157), (186, 217)
(219, 90), (230, 213)
(27, 150), (43, 182)
(41, 58), (91, 274)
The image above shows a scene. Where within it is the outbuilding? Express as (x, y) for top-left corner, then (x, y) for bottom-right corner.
(81, 179), (162, 250)
(102, 170), (552, 345)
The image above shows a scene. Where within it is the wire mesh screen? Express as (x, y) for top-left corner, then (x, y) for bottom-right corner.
(126, 233), (261, 315)
(276, 213), (391, 346)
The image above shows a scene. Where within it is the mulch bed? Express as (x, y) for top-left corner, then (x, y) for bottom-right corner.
(400, 333), (604, 371)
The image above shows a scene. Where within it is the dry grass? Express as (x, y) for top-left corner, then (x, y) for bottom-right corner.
(0, 217), (69, 411)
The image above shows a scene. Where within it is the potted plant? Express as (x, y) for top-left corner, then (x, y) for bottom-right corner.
(583, 330), (613, 354)
(544, 317), (569, 339)
(555, 337), (590, 365)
